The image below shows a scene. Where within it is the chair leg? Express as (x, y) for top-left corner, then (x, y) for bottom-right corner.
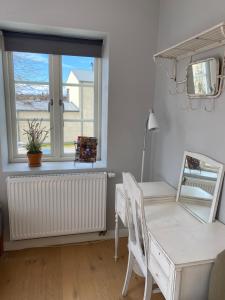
(122, 250), (135, 297)
(114, 211), (119, 262)
(143, 272), (153, 300)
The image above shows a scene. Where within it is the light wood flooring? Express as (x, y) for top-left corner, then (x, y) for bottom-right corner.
(0, 238), (164, 300)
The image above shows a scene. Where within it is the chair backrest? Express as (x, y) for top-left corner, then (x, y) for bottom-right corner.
(123, 172), (149, 263)
(208, 249), (225, 300)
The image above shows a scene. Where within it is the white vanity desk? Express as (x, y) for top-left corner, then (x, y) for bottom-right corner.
(145, 202), (225, 300)
(116, 152), (225, 300)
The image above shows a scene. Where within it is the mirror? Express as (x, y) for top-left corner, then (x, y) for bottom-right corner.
(187, 58), (220, 98)
(177, 152), (224, 223)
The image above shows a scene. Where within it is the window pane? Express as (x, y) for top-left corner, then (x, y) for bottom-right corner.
(83, 86), (94, 119)
(12, 52), (51, 156)
(83, 122), (94, 136)
(13, 52), (49, 82)
(62, 55), (96, 155)
(64, 122), (81, 154)
(62, 56), (94, 84)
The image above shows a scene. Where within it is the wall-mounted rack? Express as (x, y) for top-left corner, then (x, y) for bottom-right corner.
(153, 22), (225, 111)
(154, 22), (225, 61)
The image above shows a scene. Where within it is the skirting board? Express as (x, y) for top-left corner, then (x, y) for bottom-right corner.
(4, 229), (128, 251)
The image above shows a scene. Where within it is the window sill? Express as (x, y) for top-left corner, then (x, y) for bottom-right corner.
(2, 160), (107, 175)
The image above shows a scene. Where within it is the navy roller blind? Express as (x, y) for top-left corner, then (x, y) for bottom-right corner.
(3, 30), (103, 57)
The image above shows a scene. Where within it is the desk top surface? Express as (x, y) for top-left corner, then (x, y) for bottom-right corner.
(139, 181), (177, 199)
(117, 181), (177, 199)
(145, 201), (225, 266)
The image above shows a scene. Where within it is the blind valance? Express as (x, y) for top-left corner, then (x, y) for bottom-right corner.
(3, 30), (103, 57)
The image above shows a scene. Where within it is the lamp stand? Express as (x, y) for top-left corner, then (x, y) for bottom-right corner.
(140, 109), (159, 182)
(141, 119), (149, 182)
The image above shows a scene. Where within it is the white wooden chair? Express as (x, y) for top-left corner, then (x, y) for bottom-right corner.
(208, 249), (225, 300)
(122, 172), (153, 300)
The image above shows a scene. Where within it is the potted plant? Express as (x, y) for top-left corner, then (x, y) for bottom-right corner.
(23, 119), (49, 167)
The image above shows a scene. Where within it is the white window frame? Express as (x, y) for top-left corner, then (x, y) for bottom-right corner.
(3, 51), (102, 163)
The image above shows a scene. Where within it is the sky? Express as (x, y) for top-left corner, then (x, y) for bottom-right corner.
(13, 52), (94, 83)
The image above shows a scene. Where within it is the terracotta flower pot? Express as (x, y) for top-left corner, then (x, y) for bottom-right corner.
(27, 152), (42, 167)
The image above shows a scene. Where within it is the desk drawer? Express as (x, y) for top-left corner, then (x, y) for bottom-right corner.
(151, 241), (171, 277)
(149, 254), (169, 298)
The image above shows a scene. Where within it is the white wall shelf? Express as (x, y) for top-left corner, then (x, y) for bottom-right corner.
(154, 22), (225, 61)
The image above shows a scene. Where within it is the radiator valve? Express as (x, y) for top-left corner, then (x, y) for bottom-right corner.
(107, 172), (116, 178)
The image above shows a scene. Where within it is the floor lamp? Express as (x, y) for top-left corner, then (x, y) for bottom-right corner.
(141, 109), (159, 182)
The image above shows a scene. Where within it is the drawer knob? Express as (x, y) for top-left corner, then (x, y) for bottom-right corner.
(155, 272), (159, 277)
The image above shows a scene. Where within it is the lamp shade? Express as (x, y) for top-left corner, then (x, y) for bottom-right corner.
(147, 110), (159, 131)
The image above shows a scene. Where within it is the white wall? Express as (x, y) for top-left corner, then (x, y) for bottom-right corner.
(152, 0), (225, 222)
(0, 0), (160, 241)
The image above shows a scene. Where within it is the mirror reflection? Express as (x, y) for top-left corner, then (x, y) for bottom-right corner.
(187, 58), (219, 97)
(179, 155), (219, 223)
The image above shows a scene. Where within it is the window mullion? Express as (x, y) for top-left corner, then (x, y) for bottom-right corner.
(59, 55), (64, 157)
(48, 55), (55, 158)
(47, 55), (54, 158)
(51, 55), (62, 159)
(81, 84), (84, 135)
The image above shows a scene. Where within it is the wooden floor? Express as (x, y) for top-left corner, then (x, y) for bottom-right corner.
(0, 238), (164, 300)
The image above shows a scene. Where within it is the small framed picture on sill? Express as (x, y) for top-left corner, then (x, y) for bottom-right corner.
(75, 136), (97, 163)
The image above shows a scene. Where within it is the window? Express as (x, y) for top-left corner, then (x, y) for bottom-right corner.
(5, 52), (101, 162)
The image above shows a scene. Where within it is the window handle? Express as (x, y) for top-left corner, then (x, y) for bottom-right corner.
(48, 99), (53, 112)
(59, 99), (65, 112)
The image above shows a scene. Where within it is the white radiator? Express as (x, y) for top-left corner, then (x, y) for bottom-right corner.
(7, 172), (107, 240)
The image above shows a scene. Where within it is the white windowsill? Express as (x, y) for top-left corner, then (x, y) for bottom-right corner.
(2, 160), (107, 175)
